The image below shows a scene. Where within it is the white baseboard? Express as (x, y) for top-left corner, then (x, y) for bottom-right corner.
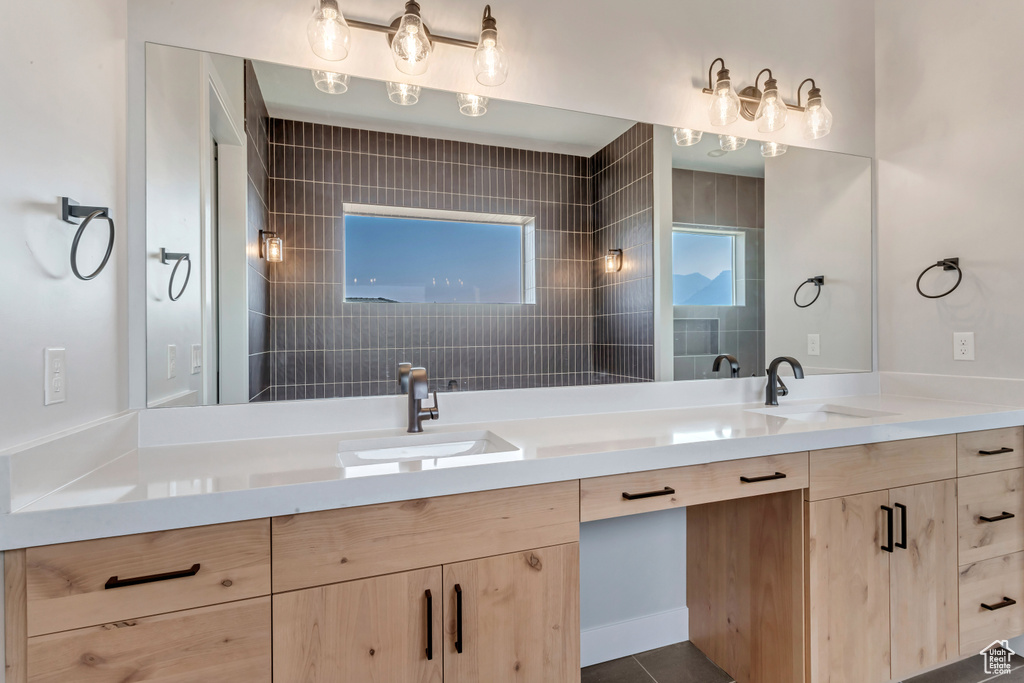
(581, 607), (689, 668)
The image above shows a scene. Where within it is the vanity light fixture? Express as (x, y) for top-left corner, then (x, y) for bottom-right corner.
(798, 79), (833, 140)
(752, 70), (788, 133)
(718, 134), (747, 152)
(673, 128), (703, 147)
(473, 6), (508, 86)
(259, 230), (284, 263)
(760, 141), (787, 157)
(308, 0), (352, 61)
(387, 81), (422, 105)
(707, 58), (741, 126)
(312, 70), (350, 94)
(457, 93), (488, 117)
(605, 249), (623, 273)
(391, 1), (433, 75)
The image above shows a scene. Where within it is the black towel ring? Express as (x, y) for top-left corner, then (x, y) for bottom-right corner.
(794, 276), (825, 308)
(60, 197), (115, 281)
(916, 258), (961, 299)
(160, 249), (192, 302)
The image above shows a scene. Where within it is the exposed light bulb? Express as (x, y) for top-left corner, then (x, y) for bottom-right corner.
(760, 141), (788, 157)
(718, 134), (747, 152)
(708, 68), (740, 126)
(457, 93), (488, 117)
(391, 1), (432, 76)
(386, 81), (421, 106)
(802, 87), (833, 140)
(673, 128), (703, 146)
(307, 0), (351, 61)
(754, 77), (789, 133)
(312, 70), (350, 94)
(605, 249), (623, 273)
(473, 6), (508, 86)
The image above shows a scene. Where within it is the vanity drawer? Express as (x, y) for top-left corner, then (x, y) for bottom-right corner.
(808, 435), (956, 501)
(959, 552), (1024, 655)
(25, 519), (271, 637)
(26, 597), (271, 683)
(959, 469), (1024, 565)
(958, 427), (1024, 477)
(579, 452), (808, 523)
(271, 480), (579, 593)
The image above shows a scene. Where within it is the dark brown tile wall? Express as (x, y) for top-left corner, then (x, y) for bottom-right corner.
(244, 60), (272, 402)
(591, 123), (656, 383)
(265, 120), (595, 399)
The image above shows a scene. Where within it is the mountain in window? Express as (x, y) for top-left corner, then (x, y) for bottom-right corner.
(676, 270), (733, 306)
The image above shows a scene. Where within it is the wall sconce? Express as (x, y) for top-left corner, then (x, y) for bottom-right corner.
(473, 6), (508, 86)
(387, 82), (421, 105)
(260, 230), (283, 263)
(312, 70), (350, 94)
(390, 1), (432, 75)
(702, 58), (833, 140)
(308, 0), (352, 61)
(673, 128), (703, 147)
(605, 249), (623, 273)
(457, 93), (488, 117)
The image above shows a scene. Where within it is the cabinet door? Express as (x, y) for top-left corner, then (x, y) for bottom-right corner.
(273, 567), (442, 683)
(443, 543), (580, 683)
(807, 492), (891, 683)
(889, 480), (959, 679)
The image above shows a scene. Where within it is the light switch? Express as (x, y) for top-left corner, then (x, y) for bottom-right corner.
(167, 344), (177, 379)
(191, 344), (202, 375)
(44, 348), (66, 405)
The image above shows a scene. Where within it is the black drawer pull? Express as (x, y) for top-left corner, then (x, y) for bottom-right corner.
(740, 472), (787, 484)
(979, 447), (1014, 456)
(105, 563), (200, 590)
(980, 512), (1016, 523)
(881, 505), (894, 553)
(622, 487), (675, 500)
(454, 584), (463, 654)
(895, 503), (908, 550)
(425, 590), (433, 660)
(982, 597), (1017, 611)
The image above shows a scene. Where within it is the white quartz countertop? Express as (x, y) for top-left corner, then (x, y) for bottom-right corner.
(3, 394), (1023, 549)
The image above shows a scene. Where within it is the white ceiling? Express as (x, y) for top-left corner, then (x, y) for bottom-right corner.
(253, 60), (634, 158)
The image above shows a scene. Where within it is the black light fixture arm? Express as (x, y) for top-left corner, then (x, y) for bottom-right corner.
(754, 68), (773, 90)
(797, 78), (818, 107)
(706, 57), (727, 91)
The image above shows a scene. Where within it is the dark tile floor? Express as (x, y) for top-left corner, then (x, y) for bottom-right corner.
(582, 642), (1024, 683)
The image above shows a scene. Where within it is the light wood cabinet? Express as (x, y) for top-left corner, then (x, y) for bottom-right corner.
(959, 551), (1024, 655)
(442, 543), (580, 683)
(957, 427), (1024, 476)
(808, 436), (956, 501)
(958, 469), (1024, 564)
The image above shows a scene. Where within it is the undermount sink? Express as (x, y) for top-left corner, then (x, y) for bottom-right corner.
(337, 430), (522, 475)
(746, 403), (899, 423)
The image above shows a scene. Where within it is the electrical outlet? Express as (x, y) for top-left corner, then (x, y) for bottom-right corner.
(191, 344), (202, 375)
(953, 332), (975, 361)
(44, 348), (66, 405)
(807, 334), (821, 357)
(167, 344), (177, 379)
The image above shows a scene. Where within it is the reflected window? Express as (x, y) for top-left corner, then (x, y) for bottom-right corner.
(672, 228), (744, 306)
(344, 209), (534, 304)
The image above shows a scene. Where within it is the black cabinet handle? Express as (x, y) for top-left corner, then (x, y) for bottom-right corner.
(622, 487), (675, 500)
(982, 597), (1017, 611)
(980, 512), (1016, 523)
(454, 584), (463, 654)
(425, 589), (433, 661)
(881, 506), (894, 553)
(895, 503), (908, 550)
(105, 563), (200, 590)
(740, 472), (787, 484)
(979, 447), (1014, 456)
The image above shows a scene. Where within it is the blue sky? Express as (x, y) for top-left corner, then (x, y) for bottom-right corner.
(672, 232), (733, 279)
(345, 215), (523, 303)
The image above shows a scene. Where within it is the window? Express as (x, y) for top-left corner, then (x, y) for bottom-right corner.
(671, 227), (745, 306)
(344, 206), (535, 304)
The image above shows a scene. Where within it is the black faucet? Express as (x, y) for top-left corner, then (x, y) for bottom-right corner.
(399, 365), (439, 433)
(765, 356), (804, 406)
(712, 354), (741, 378)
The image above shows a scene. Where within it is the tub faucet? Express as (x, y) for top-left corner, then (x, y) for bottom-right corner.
(765, 356), (804, 406)
(712, 354), (741, 378)
(405, 367), (439, 433)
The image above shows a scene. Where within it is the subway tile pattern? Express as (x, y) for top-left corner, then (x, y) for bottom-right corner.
(265, 120), (595, 399)
(671, 169), (765, 381)
(244, 60), (272, 401)
(591, 123), (656, 383)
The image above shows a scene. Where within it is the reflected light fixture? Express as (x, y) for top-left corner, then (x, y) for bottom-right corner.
(457, 93), (488, 117)
(752, 70), (788, 133)
(387, 81), (422, 105)
(673, 128), (703, 147)
(760, 141), (787, 157)
(706, 58), (740, 126)
(605, 249), (623, 273)
(718, 134), (747, 152)
(799, 79), (833, 140)
(312, 70), (350, 94)
(391, 1), (433, 76)
(259, 230), (283, 263)
(308, 0), (351, 61)
(473, 5), (509, 86)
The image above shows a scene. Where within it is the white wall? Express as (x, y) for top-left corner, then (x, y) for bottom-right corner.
(0, 1), (127, 452)
(877, 0), (1024, 382)
(765, 148), (873, 374)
